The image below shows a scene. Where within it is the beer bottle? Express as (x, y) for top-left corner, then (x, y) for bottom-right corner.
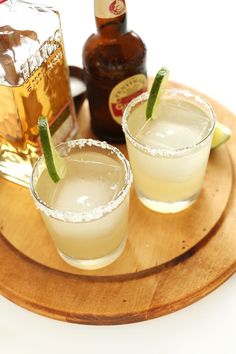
(83, 0), (147, 143)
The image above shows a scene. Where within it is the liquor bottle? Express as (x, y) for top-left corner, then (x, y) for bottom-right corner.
(0, 0), (78, 186)
(83, 0), (147, 143)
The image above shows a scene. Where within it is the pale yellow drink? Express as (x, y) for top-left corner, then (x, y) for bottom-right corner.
(30, 139), (132, 270)
(123, 89), (216, 213)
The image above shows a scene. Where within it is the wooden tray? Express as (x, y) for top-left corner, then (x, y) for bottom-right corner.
(0, 83), (235, 325)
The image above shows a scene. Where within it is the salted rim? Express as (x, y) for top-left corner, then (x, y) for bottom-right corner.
(122, 89), (216, 158)
(29, 139), (133, 223)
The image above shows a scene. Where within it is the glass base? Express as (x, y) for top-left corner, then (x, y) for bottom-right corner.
(57, 236), (127, 270)
(137, 190), (200, 213)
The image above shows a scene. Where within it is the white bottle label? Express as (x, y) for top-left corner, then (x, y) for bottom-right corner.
(95, 0), (126, 19)
(109, 74), (147, 126)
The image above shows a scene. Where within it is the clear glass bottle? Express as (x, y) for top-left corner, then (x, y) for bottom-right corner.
(0, 0), (78, 186)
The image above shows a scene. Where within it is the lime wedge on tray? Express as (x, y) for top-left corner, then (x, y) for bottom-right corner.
(38, 116), (66, 183)
(146, 67), (169, 120)
(211, 121), (232, 149)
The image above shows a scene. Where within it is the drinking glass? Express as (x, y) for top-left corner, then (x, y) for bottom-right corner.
(30, 139), (132, 270)
(122, 89), (216, 213)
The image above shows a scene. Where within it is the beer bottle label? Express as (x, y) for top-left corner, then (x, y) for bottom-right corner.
(109, 74), (147, 126)
(95, 0), (126, 19)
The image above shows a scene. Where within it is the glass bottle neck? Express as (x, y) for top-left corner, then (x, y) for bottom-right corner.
(95, 0), (127, 38)
(96, 14), (127, 37)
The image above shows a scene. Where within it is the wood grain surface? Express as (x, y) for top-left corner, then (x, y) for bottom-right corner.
(0, 82), (235, 325)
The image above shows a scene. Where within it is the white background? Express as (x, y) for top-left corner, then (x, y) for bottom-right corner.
(0, 1), (235, 353)
(57, 0), (236, 114)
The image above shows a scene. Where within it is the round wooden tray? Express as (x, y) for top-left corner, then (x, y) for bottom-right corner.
(0, 83), (235, 325)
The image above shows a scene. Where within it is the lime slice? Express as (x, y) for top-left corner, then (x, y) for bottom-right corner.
(146, 67), (169, 119)
(211, 121), (232, 149)
(38, 116), (66, 183)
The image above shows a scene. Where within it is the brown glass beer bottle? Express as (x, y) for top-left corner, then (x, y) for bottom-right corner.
(83, 0), (147, 143)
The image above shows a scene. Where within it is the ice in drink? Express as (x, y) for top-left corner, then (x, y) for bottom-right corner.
(30, 139), (132, 269)
(123, 89), (216, 213)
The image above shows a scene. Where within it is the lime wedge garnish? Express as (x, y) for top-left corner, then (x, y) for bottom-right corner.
(211, 121), (232, 149)
(146, 67), (169, 120)
(38, 116), (66, 183)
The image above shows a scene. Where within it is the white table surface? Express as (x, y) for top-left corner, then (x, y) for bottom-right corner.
(0, 1), (235, 353)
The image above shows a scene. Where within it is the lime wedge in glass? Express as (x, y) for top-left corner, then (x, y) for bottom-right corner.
(211, 121), (232, 149)
(146, 67), (169, 120)
(38, 116), (66, 183)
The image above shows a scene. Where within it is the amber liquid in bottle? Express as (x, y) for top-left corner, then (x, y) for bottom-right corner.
(83, 0), (147, 143)
(0, 2), (77, 187)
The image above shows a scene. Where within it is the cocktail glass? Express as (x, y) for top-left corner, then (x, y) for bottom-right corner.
(30, 139), (132, 270)
(122, 89), (216, 213)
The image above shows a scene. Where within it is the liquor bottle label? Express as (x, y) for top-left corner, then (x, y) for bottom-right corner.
(109, 74), (147, 125)
(95, 0), (126, 19)
(0, 40), (76, 150)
